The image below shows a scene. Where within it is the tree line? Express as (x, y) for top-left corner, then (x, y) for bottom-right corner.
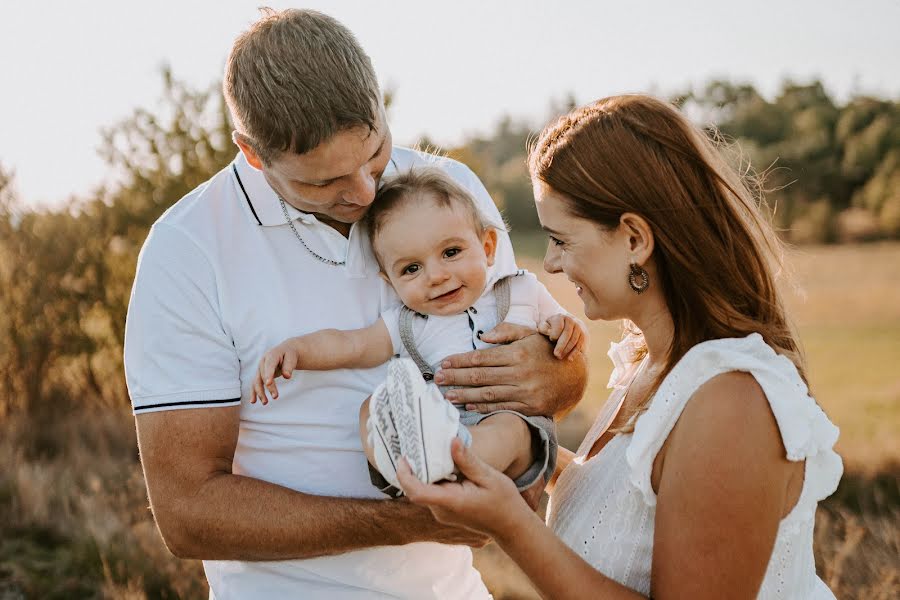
(446, 80), (900, 244)
(1, 72), (897, 417)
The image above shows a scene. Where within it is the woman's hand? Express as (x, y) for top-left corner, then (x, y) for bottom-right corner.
(397, 438), (533, 540)
(402, 442), (645, 600)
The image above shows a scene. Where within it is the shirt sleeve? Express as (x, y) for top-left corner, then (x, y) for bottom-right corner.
(533, 275), (567, 324)
(503, 270), (566, 328)
(507, 270), (568, 326)
(124, 223), (241, 414)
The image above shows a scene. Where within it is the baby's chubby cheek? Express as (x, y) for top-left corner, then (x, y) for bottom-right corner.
(395, 284), (425, 312)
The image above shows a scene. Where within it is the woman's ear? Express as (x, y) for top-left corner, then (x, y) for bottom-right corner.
(482, 228), (499, 266)
(619, 213), (654, 265)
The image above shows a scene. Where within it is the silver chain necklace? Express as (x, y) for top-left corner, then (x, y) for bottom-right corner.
(278, 196), (346, 267)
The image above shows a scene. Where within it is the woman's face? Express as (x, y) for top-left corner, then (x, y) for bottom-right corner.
(533, 181), (633, 321)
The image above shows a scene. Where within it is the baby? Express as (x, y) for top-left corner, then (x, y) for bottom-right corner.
(253, 166), (585, 494)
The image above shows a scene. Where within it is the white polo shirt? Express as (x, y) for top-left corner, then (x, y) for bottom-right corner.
(124, 147), (515, 599)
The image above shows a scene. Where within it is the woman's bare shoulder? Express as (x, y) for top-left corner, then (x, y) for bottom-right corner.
(663, 370), (798, 484)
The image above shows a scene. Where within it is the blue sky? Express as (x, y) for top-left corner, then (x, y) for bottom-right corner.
(3, 0), (899, 207)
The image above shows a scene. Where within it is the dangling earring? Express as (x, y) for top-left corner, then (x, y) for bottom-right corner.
(629, 262), (649, 294)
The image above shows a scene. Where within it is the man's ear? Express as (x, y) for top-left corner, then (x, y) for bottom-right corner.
(619, 213), (654, 265)
(233, 132), (264, 170)
(482, 228), (499, 267)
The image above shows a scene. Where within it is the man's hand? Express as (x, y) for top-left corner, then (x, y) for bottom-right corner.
(434, 322), (587, 417)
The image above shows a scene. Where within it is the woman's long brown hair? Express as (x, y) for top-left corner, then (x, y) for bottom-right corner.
(529, 95), (805, 427)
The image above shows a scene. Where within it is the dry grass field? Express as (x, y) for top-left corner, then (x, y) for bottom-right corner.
(1, 242), (898, 598)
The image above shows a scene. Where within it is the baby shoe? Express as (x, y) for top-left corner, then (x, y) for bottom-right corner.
(385, 357), (461, 485)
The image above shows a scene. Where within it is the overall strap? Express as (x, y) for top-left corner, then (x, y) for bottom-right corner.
(493, 275), (511, 323)
(398, 306), (434, 381)
(399, 275), (512, 382)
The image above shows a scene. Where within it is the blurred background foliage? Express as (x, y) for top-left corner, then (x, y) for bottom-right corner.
(1, 71), (898, 420)
(1, 72), (897, 597)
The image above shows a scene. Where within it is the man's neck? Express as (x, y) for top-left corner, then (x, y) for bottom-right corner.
(321, 218), (352, 238)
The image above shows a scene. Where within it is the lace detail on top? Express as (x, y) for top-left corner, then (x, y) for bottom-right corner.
(546, 333), (842, 599)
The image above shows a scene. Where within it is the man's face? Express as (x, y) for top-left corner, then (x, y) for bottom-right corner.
(241, 108), (393, 228)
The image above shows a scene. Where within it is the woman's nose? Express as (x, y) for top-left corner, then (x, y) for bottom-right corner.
(543, 244), (562, 274)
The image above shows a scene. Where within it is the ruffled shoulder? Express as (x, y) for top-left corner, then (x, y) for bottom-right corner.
(625, 333), (843, 507)
(606, 332), (646, 389)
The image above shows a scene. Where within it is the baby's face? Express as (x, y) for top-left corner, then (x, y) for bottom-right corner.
(375, 194), (497, 316)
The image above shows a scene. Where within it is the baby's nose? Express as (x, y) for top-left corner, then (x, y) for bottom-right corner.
(429, 267), (450, 284)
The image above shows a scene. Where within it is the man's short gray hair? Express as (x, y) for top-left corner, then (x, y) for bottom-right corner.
(224, 8), (381, 164)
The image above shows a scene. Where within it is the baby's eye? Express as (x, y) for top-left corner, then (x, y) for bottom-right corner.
(402, 264), (420, 276)
(443, 247), (462, 258)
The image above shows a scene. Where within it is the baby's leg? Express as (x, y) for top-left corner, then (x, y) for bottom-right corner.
(468, 413), (535, 480)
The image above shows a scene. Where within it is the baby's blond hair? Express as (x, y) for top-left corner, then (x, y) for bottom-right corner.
(366, 167), (501, 268)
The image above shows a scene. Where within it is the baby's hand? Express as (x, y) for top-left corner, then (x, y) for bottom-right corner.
(251, 338), (303, 405)
(538, 314), (587, 360)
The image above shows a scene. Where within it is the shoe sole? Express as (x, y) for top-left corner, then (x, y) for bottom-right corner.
(386, 359), (431, 483)
(368, 382), (402, 489)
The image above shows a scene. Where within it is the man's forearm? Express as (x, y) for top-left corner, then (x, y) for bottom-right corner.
(138, 405), (485, 562)
(549, 348), (588, 419)
(157, 472), (457, 560)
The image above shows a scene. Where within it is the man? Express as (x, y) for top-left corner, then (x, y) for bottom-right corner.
(124, 9), (586, 599)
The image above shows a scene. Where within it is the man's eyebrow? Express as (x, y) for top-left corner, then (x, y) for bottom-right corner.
(308, 133), (387, 185)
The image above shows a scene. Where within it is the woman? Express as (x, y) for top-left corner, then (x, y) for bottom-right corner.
(397, 95), (842, 599)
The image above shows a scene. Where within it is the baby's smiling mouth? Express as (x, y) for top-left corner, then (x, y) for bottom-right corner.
(431, 286), (462, 302)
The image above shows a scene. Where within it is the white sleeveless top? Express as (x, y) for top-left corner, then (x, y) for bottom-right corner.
(546, 333), (843, 598)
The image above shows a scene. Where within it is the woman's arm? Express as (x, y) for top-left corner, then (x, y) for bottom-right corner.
(496, 507), (645, 600)
(398, 372), (799, 600)
(398, 441), (643, 600)
(253, 319), (394, 403)
(650, 372), (801, 598)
